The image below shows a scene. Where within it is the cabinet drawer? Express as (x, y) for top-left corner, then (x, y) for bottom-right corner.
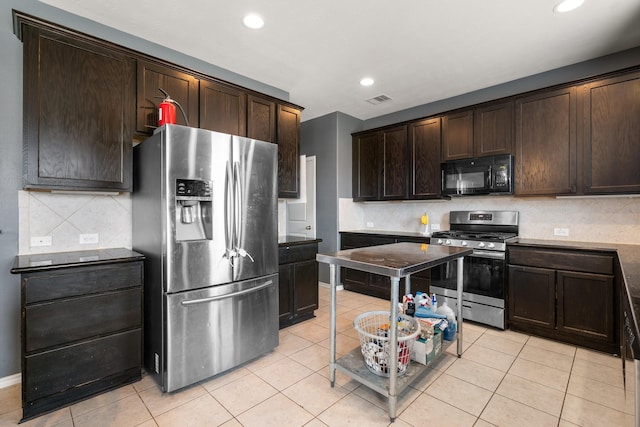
(508, 247), (613, 275)
(24, 329), (141, 403)
(25, 288), (141, 352)
(279, 243), (318, 264)
(340, 234), (395, 249)
(24, 262), (142, 304)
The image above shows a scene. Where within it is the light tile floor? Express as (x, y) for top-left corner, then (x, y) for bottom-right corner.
(0, 286), (635, 427)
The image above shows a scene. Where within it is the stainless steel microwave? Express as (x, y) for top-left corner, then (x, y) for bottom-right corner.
(441, 154), (514, 196)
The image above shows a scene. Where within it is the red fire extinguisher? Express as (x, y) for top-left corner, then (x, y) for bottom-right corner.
(157, 88), (189, 127)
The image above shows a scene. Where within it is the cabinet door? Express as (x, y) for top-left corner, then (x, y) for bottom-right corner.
(294, 259), (319, 316)
(199, 79), (247, 136)
(556, 270), (614, 343)
(442, 110), (474, 161)
(508, 265), (556, 329)
(247, 95), (276, 143)
(581, 72), (640, 194)
(381, 125), (408, 199)
(136, 60), (199, 135)
(23, 25), (135, 192)
(278, 264), (293, 326)
(515, 87), (577, 195)
(352, 131), (380, 201)
(277, 105), (301, 198)
(474, 101), (513, 157)
(409, 118), (441, 199)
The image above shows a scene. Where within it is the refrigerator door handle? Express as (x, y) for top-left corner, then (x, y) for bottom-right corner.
(233, 161), (254, 262)
(180, 280), (274, 306)
(224, 161), (235, 266)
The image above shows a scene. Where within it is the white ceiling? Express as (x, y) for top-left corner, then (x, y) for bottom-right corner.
(39, 0), (640, 122)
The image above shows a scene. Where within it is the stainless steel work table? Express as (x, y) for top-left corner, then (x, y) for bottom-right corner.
(316, 242), (473, 422)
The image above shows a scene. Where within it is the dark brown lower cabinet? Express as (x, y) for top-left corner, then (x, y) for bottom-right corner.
(16, 257), (143, 421)
(508, 245), (616, 353)
(340, 232), (431, 300)
(279, 241), (319, 328)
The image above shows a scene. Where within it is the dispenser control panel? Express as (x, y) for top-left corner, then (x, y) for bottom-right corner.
(176, 179), (212, 200)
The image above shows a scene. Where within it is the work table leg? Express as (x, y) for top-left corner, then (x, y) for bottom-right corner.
(388, 276), (400, 421)
(457, 256), (464, 357)
(329, 264), (337, 386)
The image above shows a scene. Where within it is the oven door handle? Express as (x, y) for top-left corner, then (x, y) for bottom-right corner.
(471, 250), (505, 260)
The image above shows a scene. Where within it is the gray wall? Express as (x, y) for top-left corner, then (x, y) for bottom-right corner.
(364, 46), (640, 130)
(300, 112), (361, 283)
(0, 0), (289, 379)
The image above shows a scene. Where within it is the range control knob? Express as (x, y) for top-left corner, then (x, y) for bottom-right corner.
(478, 242), (486, 248)
(488, 243), (496, 249)
(461, 241), (468, 246)
(445, 239), (452, 245)
(436, 238), (444, 244)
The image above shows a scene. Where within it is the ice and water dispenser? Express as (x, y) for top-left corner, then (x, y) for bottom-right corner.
(175, 179), (213, 241)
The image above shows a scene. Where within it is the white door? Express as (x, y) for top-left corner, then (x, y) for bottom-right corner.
(286, 155), (316, 238)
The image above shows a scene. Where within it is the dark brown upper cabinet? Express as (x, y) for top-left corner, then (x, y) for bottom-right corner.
(277, 105), (301, 198)
(409, 118), (441, 199)
(199, 79), (247, 136)
(352, 131), (380, 201)
(580, 71), (640, 195)
(247, 95), (276, 143)
(352, 126), (409, 201)
(474, 100), (514, 157)
(442, 110), (474, 161)
(136, 60), (199, 137)
(515, 87), (578, 196)
(20, 21), (135, 192)
(381, 125), (408, 200)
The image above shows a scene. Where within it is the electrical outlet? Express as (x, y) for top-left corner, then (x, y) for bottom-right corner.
(554, 228), (569, 237)
(79, 233), (99, 244)
(431, 224), (441, 231)
(31, 236), (52, 247)
(366, 222), (374, 228)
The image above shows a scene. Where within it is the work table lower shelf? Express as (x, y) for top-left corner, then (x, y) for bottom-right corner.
(335, 337), (457, 398)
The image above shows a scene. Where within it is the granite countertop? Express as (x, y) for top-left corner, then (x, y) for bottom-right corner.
(510, 238), (640, 354)
(340, 229), (432, 239)
(317, 242), (472, 278)
(278, 235), (323, 246)
(11, 248), (145, 274)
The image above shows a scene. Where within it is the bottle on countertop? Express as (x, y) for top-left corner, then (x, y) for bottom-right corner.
(431, 293), (437, 311)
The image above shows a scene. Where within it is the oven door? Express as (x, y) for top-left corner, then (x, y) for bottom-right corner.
(441, 160), (490, 196)
(431, 250), (505, 297)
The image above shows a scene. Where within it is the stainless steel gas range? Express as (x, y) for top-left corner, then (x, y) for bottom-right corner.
(429, 210), (519, 329)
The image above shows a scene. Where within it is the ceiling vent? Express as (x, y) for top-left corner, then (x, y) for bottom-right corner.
(365, 94), (392, 105)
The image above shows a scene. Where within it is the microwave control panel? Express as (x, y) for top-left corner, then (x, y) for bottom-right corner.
(493, 165), (509, 189)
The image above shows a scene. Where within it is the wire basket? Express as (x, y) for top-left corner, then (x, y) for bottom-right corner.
(353, 311), (421, 377)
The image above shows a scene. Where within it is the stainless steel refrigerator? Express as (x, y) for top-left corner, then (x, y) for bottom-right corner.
(132, 124), (278, 392)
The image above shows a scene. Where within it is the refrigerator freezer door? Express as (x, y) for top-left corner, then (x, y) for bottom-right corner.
(232, 136), (279, 282)
(163, 274), (279, 392)
(165, 125), (233, 293)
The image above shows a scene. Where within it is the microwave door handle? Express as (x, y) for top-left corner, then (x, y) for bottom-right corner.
(488, 165), (493, 189)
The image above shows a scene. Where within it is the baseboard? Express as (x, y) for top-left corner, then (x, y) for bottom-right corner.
(319, 281), (343, 291)
(0, 373), (21, 389)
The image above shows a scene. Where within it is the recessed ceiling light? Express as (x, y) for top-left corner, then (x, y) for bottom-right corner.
(553, 0), (584, 13)
(360, 77), (374, 86)
(243, 14), (264, 29)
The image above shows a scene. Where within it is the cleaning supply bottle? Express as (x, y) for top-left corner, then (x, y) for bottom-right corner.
(431, 293), (437, 311)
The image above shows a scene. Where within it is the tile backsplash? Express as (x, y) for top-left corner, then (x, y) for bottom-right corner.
(18, 191), (640, 255)
(340, 195), (640, 245)
(18, 191), (132, 254)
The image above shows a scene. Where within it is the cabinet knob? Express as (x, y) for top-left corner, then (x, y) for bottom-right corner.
(305, 226), (311, 230)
